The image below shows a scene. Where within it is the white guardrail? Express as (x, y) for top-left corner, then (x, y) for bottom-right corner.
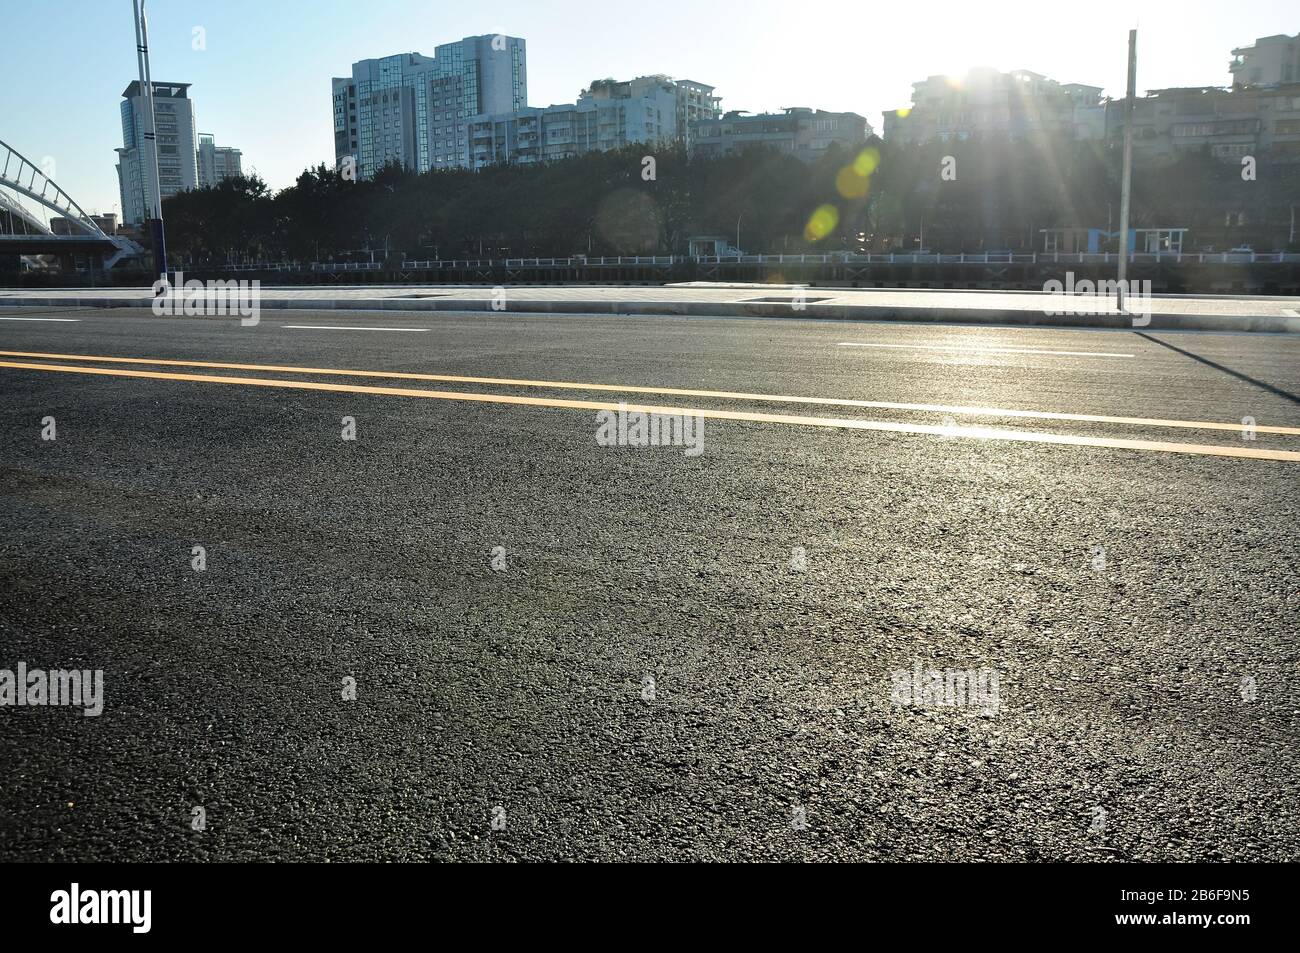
(199, 252), (1300, 272)
(399, 252), (1300, 268)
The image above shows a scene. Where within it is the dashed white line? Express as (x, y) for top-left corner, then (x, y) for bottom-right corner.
(837, 342), (1134, 358)
(280, 325), (429, 332)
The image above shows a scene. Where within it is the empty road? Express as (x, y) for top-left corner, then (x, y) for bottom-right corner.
(1, 306), (1297, 861)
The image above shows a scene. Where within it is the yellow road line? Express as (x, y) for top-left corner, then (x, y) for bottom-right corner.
(1, 349), (1296, 436)
(2, 359), (1296, 462)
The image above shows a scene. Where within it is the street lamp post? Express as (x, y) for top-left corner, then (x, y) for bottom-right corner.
(131, 0), (168, 283)
(1117, 28), (1137, 312)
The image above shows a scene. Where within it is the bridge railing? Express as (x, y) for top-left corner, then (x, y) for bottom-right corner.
(690, 251), (1300, 266)
(400, 259), (498, 269)
(0, 233), (117, 242)
(398, 256), (684, 268)
(213, 261), (304, 272)
(308, 261), (385, 272)
(168, 251), (1300, 273)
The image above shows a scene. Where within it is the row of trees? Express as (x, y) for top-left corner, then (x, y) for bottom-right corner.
(158, 139), (1300, 265)
(161, 144), (869, 264)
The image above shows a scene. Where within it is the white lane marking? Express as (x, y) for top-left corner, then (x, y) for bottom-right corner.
(9, 349), (1298, 436)
(837, 342), (1133, 358)
(4, 359), (1297, 462)
(0, 316), (81, 322)
(280, 325), (429, 331)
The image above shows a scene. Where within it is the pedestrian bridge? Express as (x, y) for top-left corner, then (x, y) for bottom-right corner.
(0, 137), (140, 267)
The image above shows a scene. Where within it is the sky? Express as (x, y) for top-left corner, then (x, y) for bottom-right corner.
(1, 0), (1296, 218)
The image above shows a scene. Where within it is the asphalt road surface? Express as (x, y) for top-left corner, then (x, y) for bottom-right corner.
(1, 306), (1297, 861)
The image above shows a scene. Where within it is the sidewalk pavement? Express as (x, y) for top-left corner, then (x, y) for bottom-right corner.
(3, 284), (1299, 332)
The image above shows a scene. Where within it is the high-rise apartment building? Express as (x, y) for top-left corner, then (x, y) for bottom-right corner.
(197, 133), (243, 186)
(332, 34), (527, 178)
(115, 81), (198, 224)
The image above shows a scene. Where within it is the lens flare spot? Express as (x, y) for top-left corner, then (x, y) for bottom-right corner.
(836, 147), (880, 198)
(895, 108), (911, 118)
(836, 166), (869, 199)
(804, 204), (839, 242)
(853, 147), (880, 176)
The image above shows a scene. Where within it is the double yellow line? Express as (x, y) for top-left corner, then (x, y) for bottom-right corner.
(1, 349), (1297, 462)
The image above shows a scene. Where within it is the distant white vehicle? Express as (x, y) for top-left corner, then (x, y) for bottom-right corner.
(1229, 245), (1254, 253)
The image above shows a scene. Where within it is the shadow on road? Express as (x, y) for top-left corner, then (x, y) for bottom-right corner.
(1134, 331), (1300, 406)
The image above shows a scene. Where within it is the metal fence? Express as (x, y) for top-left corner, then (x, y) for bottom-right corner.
(202, 251), (1300, 272)
(402, 251), (1300, 268)
(687, 251), (1300, 266)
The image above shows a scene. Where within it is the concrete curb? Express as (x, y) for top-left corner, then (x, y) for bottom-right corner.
(2, 295), (1298, 333)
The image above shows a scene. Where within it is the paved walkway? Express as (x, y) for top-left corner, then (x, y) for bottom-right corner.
(3, 284), (1298, 331)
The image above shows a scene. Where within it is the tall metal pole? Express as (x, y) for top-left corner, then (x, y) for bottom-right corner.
(132, 0), (167, 282)
(1117, 28), (1137, 311)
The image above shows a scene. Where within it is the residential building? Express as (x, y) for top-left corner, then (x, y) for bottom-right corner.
(1231, 33), (1300, 88)
(579, 75), (720, 146)
(1107, 84), (1300, 163)
(465, 75), (720, 168)
(115, 81), (198, 225)
(332, 74), (361, 172)
(689, 108), (870, 161)
(882, 68), (1104, 145)
(332, 35), (527, 178)
(197, 133), (242, 186)
(465, 97), (665, 169)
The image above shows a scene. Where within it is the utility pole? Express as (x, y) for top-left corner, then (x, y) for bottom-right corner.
(131, 0), (168, 283)
(1117, 28), (1137, 312)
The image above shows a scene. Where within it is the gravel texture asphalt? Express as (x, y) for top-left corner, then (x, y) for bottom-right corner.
(1, 307), (1296, 861)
